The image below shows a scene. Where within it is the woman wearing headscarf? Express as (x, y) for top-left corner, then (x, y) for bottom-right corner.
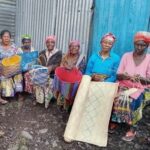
(53, 40), (85, 112)
(33, 35), (62, 108)
(18, 34), (34, 53)
(0, 30), (23, 104)
(19, 35), (38, 94)
(86, 33), (120, 82)
(111, 31), (150, 141)
(63, 34), (119, 144)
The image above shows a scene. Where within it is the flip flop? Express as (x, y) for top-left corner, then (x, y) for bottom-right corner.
(122, 130), (136, 142)
(0, 99), (8, 104)
(108, 123), (118, 134)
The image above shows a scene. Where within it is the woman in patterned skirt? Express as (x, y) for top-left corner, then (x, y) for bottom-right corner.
(111, 31), (150, 141)
(53, 40), (85, 112)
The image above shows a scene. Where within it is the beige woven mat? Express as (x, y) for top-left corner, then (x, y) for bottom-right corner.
(64, 75), (118, 147)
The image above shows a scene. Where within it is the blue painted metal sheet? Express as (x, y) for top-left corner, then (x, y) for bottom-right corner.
(90, 0), (150, 56)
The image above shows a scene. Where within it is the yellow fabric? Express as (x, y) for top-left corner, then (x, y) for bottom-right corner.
(2, 55), (21, 66)
(1, 78), (14, 97)
(64, 75), (118, 147)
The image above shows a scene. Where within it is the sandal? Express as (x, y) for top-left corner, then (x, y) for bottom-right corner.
(109, 123), (118, 134)
(0, 98), (8, 105)
(122, 130), (136, 142)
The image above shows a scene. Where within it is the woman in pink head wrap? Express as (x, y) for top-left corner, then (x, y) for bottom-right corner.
(61, 40), (85, 72)
(53, 40), (86, 112)
(85, 32), (119, 82)
(33, 35), (62, 108)
(111, 31), (150, 141)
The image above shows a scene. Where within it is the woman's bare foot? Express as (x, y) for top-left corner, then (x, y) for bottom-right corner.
(18, 94), (24, 101)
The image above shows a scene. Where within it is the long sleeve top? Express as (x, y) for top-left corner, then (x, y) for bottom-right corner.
(85, 51), (120, 82)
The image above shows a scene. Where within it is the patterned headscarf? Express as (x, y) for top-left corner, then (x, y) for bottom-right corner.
(69, 40), (80, 47)
(134, 31), (150, 44)
(101, 33), (116, 43)
(68, 40), (80, 55)
(45, 35), (56, 43)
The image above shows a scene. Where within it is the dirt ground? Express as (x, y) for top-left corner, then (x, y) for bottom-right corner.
(0, 94), (150, 150)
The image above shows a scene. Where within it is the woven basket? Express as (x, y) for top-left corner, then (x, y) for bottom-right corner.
(1, 55), (21, 77)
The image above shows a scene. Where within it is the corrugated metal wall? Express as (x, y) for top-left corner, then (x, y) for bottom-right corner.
(15, 0), (57, 50)
(0, 0), (16, 39)
(90, 0), (150, 56)
(15, 0), (93, 56)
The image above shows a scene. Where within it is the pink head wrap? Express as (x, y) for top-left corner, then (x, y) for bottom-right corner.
(69, 40), (80, 47)
(45, 35), (56, 43)
(101, 33), (116, 43)
(134, 31), (150, 44)
(68, 40), (80, 55)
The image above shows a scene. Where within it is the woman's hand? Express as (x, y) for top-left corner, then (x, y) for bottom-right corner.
(92, 74), (104, 82)
(130, 74), (140, 82)
(117, 72), (130, 80)
(47, 66), (53, 74)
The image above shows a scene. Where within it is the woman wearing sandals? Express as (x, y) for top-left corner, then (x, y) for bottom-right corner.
(0, 30), (23, 104)
(111, 31), (150, 141)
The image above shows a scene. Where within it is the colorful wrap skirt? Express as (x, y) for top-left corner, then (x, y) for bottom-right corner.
(34, 78), (53, 108)
(112, 86), (149, 125)
(53, 67), (82, 111)
(0, 74), (23, 97)
(24, 72), (34, 94)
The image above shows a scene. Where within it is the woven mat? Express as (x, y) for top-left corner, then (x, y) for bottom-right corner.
(64, 75), (118, 147)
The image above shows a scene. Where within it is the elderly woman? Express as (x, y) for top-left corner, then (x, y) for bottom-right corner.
(86, 33), (120, 82)
(53, 40), (85, 112)
(63, 34), (120, 145)
(34, 35), (62, 108)
(0, 30), (23, 104)
(111, 31), (150, 141)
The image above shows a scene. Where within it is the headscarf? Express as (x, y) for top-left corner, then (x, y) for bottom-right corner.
(21, 34), (31, 40)
(134, 31), (150, 44)
(101, 33), (116, 43)
(61, 40), (80, 68)
(68, 40), (80, 55)
(69, 40), (80, 48)
(45, 35), (56, 43)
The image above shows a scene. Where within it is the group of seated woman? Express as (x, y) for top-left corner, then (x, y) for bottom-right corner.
(0, 29), (150, 142)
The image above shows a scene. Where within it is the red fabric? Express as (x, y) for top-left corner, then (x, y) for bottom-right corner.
(134, 32), (150, 44)
(24, 72), (34, 93)
(55, 67), (82, 83)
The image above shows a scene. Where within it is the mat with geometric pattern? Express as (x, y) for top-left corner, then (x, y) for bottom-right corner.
(64, 75), (118, 147)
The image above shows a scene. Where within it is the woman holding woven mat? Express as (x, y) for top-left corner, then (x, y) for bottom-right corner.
(0, 30), (23, 104)
(63, 34), (119, 145)
(85, 33), (120, 82)
(33, 35), (62, 108)
(53, 40), (85, 112)
(111, 31), (150, 141)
